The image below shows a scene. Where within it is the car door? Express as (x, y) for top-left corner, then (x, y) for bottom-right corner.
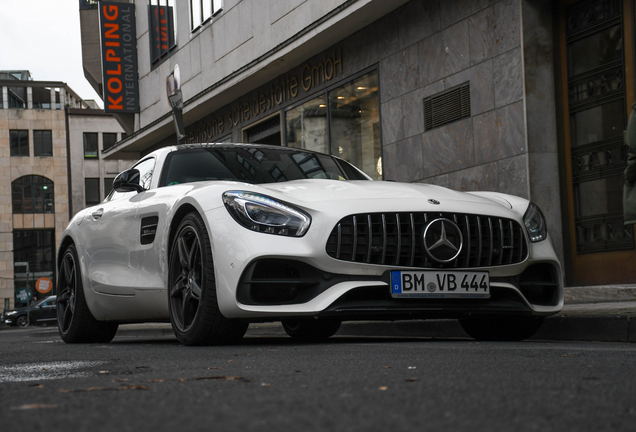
(82, 158), (156, 296)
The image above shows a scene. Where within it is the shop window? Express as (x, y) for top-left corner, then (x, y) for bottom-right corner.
(286, 95), (328, 154)
(84, 132), (98, 158)
(85, 178), (101, 206)
(33, 130), (53, 156)
(12, 176), (54, 214)
(103, 133), (118, 152)
(149, 0), (177, 66)
(32, 87), (51, 109)
(10, 130), (29, 157)
(8, 86), (26, 108)
(285, 70), (382, 180)
(13, 230), (55, 306)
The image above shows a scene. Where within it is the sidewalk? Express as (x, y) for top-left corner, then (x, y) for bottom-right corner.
(21, 285), (636, 343)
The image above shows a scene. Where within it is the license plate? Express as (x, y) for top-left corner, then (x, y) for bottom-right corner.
(390, 270), (490, 298)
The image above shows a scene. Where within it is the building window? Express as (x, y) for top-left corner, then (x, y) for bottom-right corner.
(32, 87), (52, 109)
(85, 178), (101, 206)
(0, 87), (3, 109)
(10, 130), (29, 156)
(8, 86), (26, 108)
(84, 132), (98, 158)
(149, 0), (177, 66)
(285, 70), (382, 180)
(13, 230), (56, 306)
(33, 130), (53, 156)
(12, 176), (54, 214)
(104, 178), (115, 197)
(103, 133), (118, 152)
(191, 0), (222, 29)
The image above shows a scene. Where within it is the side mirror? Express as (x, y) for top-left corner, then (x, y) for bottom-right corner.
(113, 169), (145, 193)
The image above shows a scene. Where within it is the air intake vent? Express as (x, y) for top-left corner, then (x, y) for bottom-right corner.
(140, 216), (159, 245)
(423, 82), (471, 131)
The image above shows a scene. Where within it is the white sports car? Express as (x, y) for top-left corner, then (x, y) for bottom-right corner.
(56, 143), (563, 345)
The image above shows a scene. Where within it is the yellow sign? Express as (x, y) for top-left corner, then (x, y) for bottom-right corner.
(35, 277), (53, 294)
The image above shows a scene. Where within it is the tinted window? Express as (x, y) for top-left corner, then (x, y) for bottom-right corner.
(158, 146), (368, 187)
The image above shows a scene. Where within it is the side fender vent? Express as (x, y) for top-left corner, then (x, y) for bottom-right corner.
(140, 216), (159, 245)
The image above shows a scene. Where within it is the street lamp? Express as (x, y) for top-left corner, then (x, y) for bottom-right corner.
(15, 261), (30, 326)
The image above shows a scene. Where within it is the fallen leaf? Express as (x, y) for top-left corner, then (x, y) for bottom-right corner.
(261, 383), (271, 387)
(179, 378), (188, 382)
(98, 371), (109, 374)
(407, 366), (416, 370)
(145, 379), (165, 382)
(196, 376), (245, 381)
(383, 366), (392, 369)
(207, 367), (220, 370)
(29, 383), (43, 388)
(227, 360), (233, 363)
(12, 404), (58, 410)
(406, 378), (418, 382)
(379, 386), (388, 391)
(61, 385), (150, 393)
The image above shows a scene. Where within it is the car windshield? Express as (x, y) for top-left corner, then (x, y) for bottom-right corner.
(158, 146), (369, 187)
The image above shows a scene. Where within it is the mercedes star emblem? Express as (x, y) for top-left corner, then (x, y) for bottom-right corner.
(423, 218), (463, 263)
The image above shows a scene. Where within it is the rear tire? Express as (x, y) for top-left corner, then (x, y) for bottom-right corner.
(281, 318), (341, 342)
(459, 316), (544, 341)
(16, 315), (28, 328)
(168, 212), (248, 346)
(57, 244), (119, 343)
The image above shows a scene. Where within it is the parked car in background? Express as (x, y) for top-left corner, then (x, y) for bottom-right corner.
(2, 296), (57, 327)
(56, 143), (563, 345)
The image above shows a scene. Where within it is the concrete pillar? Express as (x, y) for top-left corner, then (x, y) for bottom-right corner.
(27, 86), (33, 109)
(50, 87), (56, 110)
(60, 88), (66, 108)
(2, 87), (7, 109)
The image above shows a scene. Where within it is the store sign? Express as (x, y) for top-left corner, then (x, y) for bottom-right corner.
(185, 48), (343, 143)
(15, 287), (32, 304)
(35, 277), (53, 294)
(99, 1), (139, 113)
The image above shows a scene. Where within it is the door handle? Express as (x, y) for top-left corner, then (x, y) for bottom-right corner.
(92, 209), (104, 219)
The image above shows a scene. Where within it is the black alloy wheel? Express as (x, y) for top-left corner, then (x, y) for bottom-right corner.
(57, 244), (118, 343)
(168, 212), (248, 345)
(16, 315), (28, 328)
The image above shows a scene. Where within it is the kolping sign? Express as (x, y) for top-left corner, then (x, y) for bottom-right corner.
(99, 1), (139, 114)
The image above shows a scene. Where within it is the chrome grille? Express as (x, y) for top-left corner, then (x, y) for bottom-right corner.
(326, 212), (528, 268)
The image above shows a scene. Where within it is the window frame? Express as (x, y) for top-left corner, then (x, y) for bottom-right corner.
(10, 130), (29, 157)
(85, 178), (101, 207)
(149, 0), (177, 68)
(83, 132), (99, 159)
(33, 130), (53, 157)
(102, 132), (118, 152)
(12, 175), (55, 214)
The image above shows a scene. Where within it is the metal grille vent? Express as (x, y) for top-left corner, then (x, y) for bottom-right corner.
(140, 216), (159, 245)
(326, 212), (527, 269)
(423, 82), (471, 131)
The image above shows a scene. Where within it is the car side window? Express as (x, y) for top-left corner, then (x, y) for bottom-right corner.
(107, 157), (156, 202)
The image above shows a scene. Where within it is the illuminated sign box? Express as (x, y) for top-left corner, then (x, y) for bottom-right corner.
(99, 1), (139, 114)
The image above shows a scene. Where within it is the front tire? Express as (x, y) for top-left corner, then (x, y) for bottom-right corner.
(281, 318), (341, 342)
(168, 213), (248, 346)
(459, 316), (544, 341)
(57, 244), (119, 343)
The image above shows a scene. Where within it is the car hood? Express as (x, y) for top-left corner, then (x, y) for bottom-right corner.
(258, 180), (513, 209)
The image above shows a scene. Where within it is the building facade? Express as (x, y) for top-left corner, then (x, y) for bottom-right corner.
(80, 0), (636, 287)
(0, 71), (129, 310)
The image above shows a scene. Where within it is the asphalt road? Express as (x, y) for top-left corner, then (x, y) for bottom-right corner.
(0, 327), (634, 432)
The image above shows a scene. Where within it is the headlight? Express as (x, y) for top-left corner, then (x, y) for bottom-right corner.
(523, 202), (547, 242)
(223, 191), (311, 237)
(5, 311), (17, 316)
